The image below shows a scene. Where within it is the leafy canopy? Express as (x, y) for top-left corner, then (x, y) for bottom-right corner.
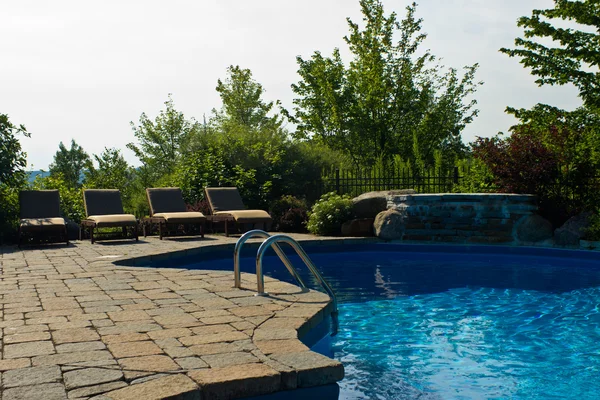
(127, 94), (200, 181)
(288, 0), (481, 167)
(0, 114), (30, 187)
(49, 139), (90, 189)
(85, 148), (136, 212)
(500, 0), (600, 110)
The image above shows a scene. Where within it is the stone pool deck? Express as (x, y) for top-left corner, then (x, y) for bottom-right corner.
(0, 234), (378, 400)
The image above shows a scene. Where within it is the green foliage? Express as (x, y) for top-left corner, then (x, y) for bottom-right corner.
(583, 214), (600, 241)
(0, 114), (30, 187)
(85, 148), (136, 212)
(307, 192), (354, 236)
(452, 158), (496, 193)
(213, 65), (282, 131)
(0, 114), (30, 243)
(128, 94), (200, 182)
(49, 139), (90, 189)
(500, 0), (600, 110)
(287, 0), (481, 167)
(31, 173), (85, 223)
(182, 66), (336, 208)
(270, 196), (309, 233)
(0, 184), (21, 244)
(174, 148), (256, 206)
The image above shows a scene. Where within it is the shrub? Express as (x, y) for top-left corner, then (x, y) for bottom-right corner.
(31, 173), (85, 223)
(187, 199), (211, 216)
(0, 184), (21, 244)
(270, 195), (308, 232)
(307, 192), (354, 236)
(583, 214), (600, 241)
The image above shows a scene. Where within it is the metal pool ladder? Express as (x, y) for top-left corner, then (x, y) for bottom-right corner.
(234, 230), (339, 334)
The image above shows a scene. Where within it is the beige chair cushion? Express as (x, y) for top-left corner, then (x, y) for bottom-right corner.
(87, 214), (137, 228)
(20, 218), (66, 230)
(215, 210), (272, 223)
(153, 212), (206, 224)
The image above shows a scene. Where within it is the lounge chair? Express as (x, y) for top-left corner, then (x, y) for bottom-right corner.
(204, 187), (272, 233)
(145, 187), (206, 239)
(81, 189), (138, 244)
(18, 190), (69, 246)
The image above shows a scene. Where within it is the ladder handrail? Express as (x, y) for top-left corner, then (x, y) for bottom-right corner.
(255, 234), (338, 316)
(233, 230), (306, 289)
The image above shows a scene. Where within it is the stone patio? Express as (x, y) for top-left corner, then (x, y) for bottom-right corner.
(0, 234), (376, 399)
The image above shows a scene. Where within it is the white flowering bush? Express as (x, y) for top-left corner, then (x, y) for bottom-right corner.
(307, 192), (354, 236)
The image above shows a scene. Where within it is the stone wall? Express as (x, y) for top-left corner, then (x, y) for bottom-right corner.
(376, 193), (548, 244)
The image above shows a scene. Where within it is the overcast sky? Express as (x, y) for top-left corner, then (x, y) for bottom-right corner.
(1, 0), (582, 170)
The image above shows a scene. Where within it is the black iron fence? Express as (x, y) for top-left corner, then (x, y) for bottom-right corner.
(320, 166), (464, 197)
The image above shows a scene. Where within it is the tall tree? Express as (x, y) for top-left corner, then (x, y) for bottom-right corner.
(85, 148), (132, 190)
(500, 0), (600, 110)
(0, 114), (30, 187)
(85, 148), (135, 211)
(49, 139), (90, 188)
(288, 0), (481, 167)
(213, 65), (282, 131)
(499, 0), (600, 210)
(127, 94), (200, 181)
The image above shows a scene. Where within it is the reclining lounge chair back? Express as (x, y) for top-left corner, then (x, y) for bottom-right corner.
(204, 187), (272, 232)
(81, 189), (138, 244)
(145, 187), (205, 239)
(18, 190), (68, 246)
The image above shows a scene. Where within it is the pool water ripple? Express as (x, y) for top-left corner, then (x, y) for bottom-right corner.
(187, 246), (600, 399)
(333, 285), (600, 399)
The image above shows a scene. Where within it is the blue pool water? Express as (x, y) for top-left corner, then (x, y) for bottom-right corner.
(184, 245), (600, 399)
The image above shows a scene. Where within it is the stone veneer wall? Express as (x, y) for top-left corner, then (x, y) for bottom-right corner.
(387, 193), (538, 244)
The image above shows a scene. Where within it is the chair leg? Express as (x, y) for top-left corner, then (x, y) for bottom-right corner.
(143, 222), (147, 238)
(135, 225), (139, 241)
(159, 223), (163, 240)
(65, 226), (69, 245)
(200, 221), (205, 238)
(90, 227), (95, 244)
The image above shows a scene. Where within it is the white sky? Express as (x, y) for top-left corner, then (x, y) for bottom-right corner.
(1, 0), (582, 170)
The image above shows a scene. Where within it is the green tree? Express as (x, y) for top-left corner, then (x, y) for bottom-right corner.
(288, 0), (481, 167)
(500, 0), (600, 110)
(85, 148), (136, 211)
(0, 114), (30, 242)
(497, 0), (600, 220)
(0, 114), (30, 187)
(49, 139), (90, 189)
(213, 65), (282, 131)
(127, 94), (200, 182)
(189, 66), (294, 206)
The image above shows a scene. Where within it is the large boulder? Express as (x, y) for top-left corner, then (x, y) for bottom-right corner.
(373, 209), (406, 240)
(515, 214), (553, 242)
(554, 212), (593, 246)
(353, 189), (416, 219)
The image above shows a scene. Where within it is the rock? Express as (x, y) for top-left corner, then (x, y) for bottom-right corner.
(352, 190), (416, 218)
(341, 218), (375, 237)
(554, 212), (593, 246)
(373, 209), (406, 240)
(515, 214), (553, 242)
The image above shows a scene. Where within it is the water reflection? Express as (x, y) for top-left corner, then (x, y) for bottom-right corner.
(196, 250), (600, 304)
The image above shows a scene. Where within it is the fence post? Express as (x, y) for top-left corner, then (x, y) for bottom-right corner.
(453, 166), (459, 184)
(335, 168), (340, 194)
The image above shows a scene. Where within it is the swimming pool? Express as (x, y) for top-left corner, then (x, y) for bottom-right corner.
(183, 244), (600, 399)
